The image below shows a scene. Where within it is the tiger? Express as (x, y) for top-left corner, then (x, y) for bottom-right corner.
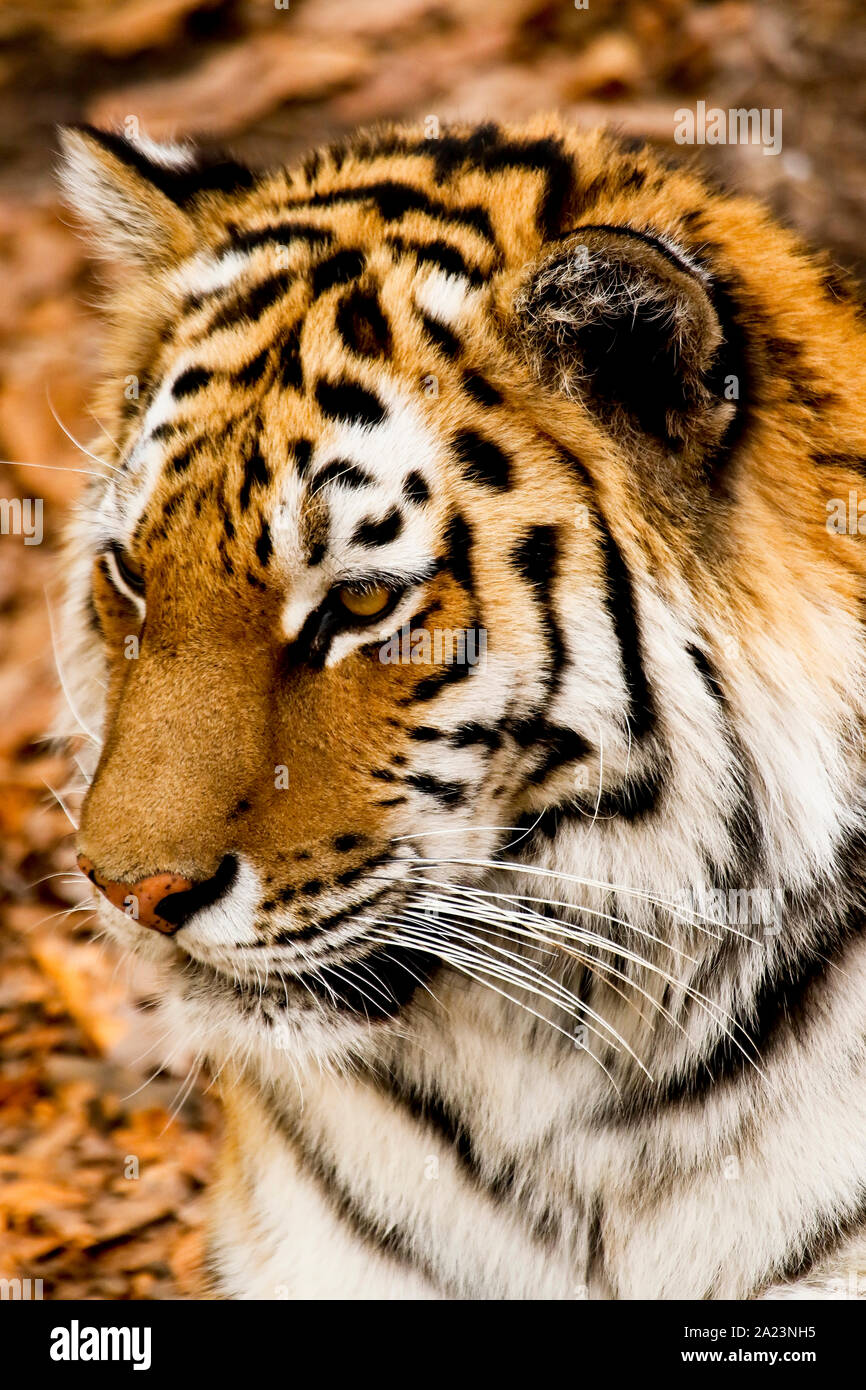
(56, 114), (866, 1300)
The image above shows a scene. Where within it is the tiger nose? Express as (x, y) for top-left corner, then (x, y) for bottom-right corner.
(77, 853), (198, 933)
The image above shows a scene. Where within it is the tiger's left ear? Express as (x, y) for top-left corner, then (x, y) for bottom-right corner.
(57, 125), (254, 267)
(513, 224), (743, 457)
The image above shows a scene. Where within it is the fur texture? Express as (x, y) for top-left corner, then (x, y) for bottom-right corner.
(57, 117), (866, 1299)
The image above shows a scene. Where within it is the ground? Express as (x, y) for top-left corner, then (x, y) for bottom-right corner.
(1, 0), (864, 1300)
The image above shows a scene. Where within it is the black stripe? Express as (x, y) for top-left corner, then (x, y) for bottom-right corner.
(336, 287), (392, 358)
(553, 442), (658, 746)
(261, 1094), (449, 1292)
(311, 248), (366, 298)
(402, 470), (430, 505)
(168, 442), (199, 475)
(510, 524), (566, 701)
(593, 517), (655, 738)
(525, 725), (592, 784)
(418, 664), (480, 703)
(388, 234), (486, 286)
(278, 324), (303, 391)
(172, 366), (212, 398)
(313, 459), (373, 491)
(255, 519), (272, 567)
(372, 1072), (518, 1205)
(776, 1186), (866, 1287)
(315, 377), (387, 427)
(149, 420), (177, 443)
(450, 721), (502, 752)
(405, 658), (476, 705)
(569, 763), (664, 819)
(209, 273), (291, 330)
(304, 942), (437, 1019)
(513, 761), (665, 839)
(666, 919), (853, 1105)
(239, 438), (270, 511)
(67, 125), (255, 208)
(452, 429), (511, 490)
(462, 371), (502, 407)
(442, 512), (474, 593)
(687, 642), (762, 875)
(419, 311), (460, 359)
(420, 126), (574, 238)
(352, 507), (402, 548)
(405, 772), (468, 808)
(269, 878), (392, 944)
(220, 535), (238, 574)
(812, 450), (866, 474)
(217, 488), (235, 540)
(292, 438), (313, 476)
(343, 123), (572, 239)
(226, 221), (332, 254)
(687, 641), (724, 702)
(235, 346), (271, 388)
(335, 852), (391, 889)
(610, 853), (864, 1121)
(288, 180), (495, 242)
(302, 148), (321, 182)
(333, 833), (362, 853)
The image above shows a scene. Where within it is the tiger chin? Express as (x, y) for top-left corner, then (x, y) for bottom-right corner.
(57, 116), (866, 1300)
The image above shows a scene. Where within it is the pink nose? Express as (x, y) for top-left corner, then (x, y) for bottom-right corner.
(77, 853), (196, 933)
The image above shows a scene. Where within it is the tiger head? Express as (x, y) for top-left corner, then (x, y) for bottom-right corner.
(59, 119), (866, 1075)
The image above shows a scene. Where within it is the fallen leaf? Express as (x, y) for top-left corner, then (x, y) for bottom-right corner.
(88, 33), (371, 138)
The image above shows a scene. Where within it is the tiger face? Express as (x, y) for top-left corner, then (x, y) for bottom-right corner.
(59, 118), (863, 1074)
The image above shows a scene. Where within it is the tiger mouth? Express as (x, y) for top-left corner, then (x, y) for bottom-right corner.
(182, 936), (437, 1023)
(157, 872), (436, 1023)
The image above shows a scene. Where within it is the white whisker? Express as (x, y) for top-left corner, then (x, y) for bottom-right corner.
(44, 586), (101, 745)
(365, 925), (624, 1094)
(46, 390), (123, 474)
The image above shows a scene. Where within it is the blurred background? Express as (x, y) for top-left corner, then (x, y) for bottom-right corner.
(1, 0), (864, 1299)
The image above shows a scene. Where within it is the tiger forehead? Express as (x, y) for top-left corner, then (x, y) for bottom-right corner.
(128, 304), (455, 590)
(124, 223), (510, 572)
(135, 400), (442, 578)
(113, 114), (749, 573)
(118, 117), (640, 517)
(126, 119), (576, 465)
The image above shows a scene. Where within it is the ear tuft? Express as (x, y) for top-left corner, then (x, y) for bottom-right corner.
(57, 125), (255, 267)
(514, 225), (736, 456)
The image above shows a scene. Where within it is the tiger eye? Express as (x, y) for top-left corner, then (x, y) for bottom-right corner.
(336, 584), (391, 617)
(110, 543), (145, 595)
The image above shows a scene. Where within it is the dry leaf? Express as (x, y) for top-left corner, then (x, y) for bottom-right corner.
(88, 33), (371, 138)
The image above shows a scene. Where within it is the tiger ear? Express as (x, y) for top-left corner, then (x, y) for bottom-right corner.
(57, 125), (254, 267)
(513, 225), (741, 456)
